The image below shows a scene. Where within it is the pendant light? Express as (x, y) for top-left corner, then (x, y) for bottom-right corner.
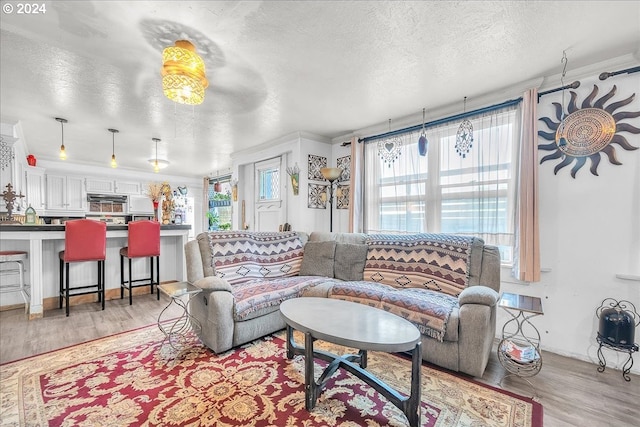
(153, 137), (160, 173)
(557, 51), (569, 148)
(55, 117), (68, 160)
(108, 128), (118, 168)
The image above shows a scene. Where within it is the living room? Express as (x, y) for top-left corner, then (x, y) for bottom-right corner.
(1, 2), (638, 426)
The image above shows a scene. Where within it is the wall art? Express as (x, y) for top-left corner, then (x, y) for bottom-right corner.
(538, 84), (639, 177)
(337, 155), (351, 182)
(336, 184), (350, 209)
(307, 154), (327, 181)
(307, 183), (327, 209)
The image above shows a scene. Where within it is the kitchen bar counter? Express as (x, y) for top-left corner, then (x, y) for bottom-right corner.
(0, 224), (191, 318)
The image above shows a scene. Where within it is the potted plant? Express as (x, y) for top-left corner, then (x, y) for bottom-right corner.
(210, 192), (232, 207)
(206, 211), (220, 230)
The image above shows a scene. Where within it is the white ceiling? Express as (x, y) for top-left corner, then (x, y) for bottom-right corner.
(1, 1), (639, 178)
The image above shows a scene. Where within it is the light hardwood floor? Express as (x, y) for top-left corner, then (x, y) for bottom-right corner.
(1, 295), (638, 426)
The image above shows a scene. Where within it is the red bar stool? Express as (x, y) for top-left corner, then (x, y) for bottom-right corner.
(0, 250), (30, 309)
(59, 219), (107, 317)
(120, 220), (160, 305)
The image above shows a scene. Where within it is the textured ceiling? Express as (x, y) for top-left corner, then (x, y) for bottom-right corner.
(1, 1), (639, 177)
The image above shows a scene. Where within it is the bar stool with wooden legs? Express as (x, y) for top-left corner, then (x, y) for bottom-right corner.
(0, 250), (30, 311)
(59, 219), (107, 317)
(120, 220), (160, 305)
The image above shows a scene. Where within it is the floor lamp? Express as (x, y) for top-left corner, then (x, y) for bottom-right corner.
(320, 167), (342, 232)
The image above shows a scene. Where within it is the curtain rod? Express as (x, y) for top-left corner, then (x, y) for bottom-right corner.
(357, 65), (638, 144)
(359, 98), (521, 144)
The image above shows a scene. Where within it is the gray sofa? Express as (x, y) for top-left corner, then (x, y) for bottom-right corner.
(185, 231), (501, 377)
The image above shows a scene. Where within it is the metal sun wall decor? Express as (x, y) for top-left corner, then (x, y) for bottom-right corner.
(307, 155), (327, 181)
(307, 183), (327, 209)
(455, 97), (473, 158)
(538, 84), (640, 177)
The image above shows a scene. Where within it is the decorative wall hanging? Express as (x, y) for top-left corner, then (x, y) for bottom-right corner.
(378, 119), (402, 167)
(286, 163), (300, 195)
(0, 136), (14, 171)
(307, 183), (327, 209)
(418, 107), (428, 156)
(455, 97), (473, 158)
(337, 155), (351, 182)
(538, 84), (639, 177)
(336, 184), (350, 209)
(307, 155), (327, 181)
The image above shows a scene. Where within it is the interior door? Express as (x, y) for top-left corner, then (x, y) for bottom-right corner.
(254, 157), (285, 231)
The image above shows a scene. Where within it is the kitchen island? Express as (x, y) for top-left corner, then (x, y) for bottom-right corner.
(0, 224), (191, 319)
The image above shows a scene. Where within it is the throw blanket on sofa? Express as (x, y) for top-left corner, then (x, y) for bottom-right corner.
(328, 281), (459, 341)
(208, 231), (304, 284)
(363, 233), (475, 297)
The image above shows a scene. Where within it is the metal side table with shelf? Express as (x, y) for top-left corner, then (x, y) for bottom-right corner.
(157, 281), (202, 360)
(497, 292), (544, 398)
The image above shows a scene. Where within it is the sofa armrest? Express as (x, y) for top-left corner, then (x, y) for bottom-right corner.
(192, 276), (233, 293)
(458, 286), (499, 306)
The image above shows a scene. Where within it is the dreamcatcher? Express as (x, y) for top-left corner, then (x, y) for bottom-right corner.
(455, 97), (473, 158)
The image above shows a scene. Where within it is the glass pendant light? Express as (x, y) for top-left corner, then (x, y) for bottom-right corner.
(55, 117), (68, 160)
(108, 128), (118, 168)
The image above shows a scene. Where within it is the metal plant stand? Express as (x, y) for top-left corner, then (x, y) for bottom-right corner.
(595, 299), (639, 382)
(497, 292), (544, 398)
(157, 282), (202, 361)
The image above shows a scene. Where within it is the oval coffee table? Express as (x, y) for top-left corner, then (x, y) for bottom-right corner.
(280, 297), (422, 427)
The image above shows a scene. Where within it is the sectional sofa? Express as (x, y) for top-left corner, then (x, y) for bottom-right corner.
(185, 230), (501, 377)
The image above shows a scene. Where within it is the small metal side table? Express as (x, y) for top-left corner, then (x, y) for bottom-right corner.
(157, 281), (202, 360)
(497, 292), (544, 398)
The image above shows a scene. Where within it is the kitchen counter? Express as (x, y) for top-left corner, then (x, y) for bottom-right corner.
(0, 224), (192, 319)
(0, 224), (191, 232)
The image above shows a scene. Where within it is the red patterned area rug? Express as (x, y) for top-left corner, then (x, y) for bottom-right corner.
(0, 324), (542, 426)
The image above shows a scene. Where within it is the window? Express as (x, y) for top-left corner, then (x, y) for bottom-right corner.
(364, 105), (519, 263)
(255, 158), (281, 202)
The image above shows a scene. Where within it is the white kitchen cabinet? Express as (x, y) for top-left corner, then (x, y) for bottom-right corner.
(115, 180), (141, 195)
(24, 166), (46, 211)
(46, 174), (86, 212)
(85, 178), (115, 193)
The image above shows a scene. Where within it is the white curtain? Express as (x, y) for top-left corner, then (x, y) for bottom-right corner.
(349, 136), (364, 233)
(363, 104), (520, 258)
(512, 89), (541, 282)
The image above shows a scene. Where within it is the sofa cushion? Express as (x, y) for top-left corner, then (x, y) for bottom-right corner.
(334, 243), (368, 281)
(231, 276), (337, 321)
(208, 231), (304, 285)
(300, 241), (336, 277)
(363, 233), (476, 297)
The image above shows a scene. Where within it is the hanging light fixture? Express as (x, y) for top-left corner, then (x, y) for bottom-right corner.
(108, 128), (118, 168)
(55, 117), (68, 160)
(161, 40), (209, 105)
(148, 137), (169, 172)
(557, 51), (569, 148)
